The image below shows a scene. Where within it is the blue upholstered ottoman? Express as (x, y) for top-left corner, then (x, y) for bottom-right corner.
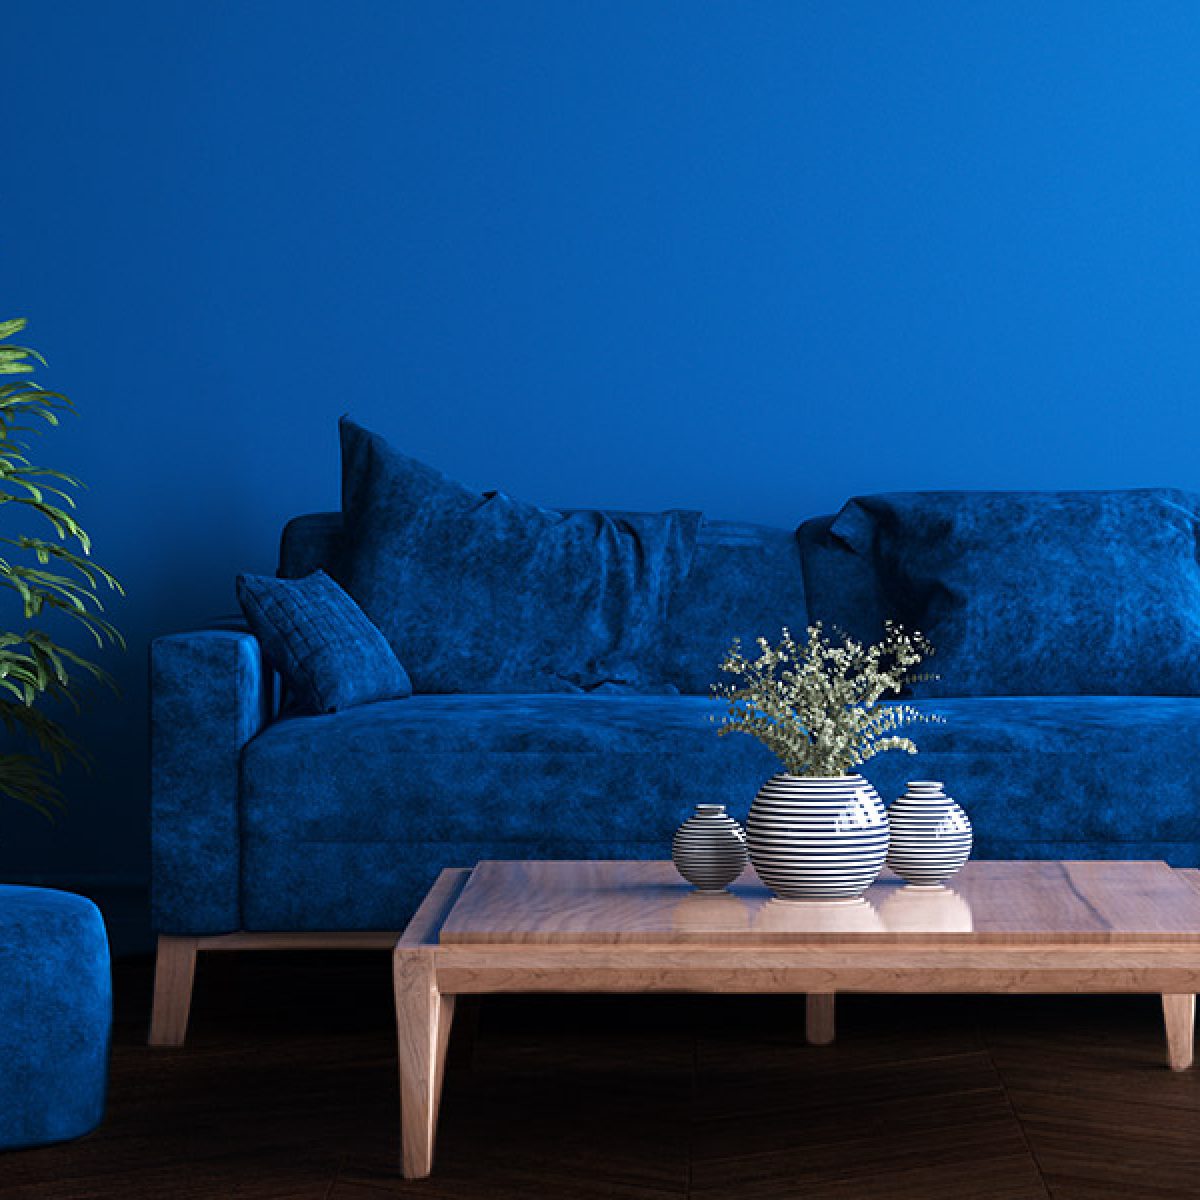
(0, 885), (111, 1151)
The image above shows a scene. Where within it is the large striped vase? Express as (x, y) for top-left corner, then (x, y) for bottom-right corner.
(886, 781), (973, 887)
(745, 774), (890, 901)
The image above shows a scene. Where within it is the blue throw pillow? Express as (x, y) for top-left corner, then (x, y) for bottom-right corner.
(830, 489), (1200, 697)
(338, 417), (702, 693)
(237, 569), (412, 713)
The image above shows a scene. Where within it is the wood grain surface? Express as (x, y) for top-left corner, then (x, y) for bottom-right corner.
(438, 859), (1200, 945)
(11, 954), (1200, 1200)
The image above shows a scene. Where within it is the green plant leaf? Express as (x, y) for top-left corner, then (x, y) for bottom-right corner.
(0, 752), (63, 820)
(0, 319), (125, 817)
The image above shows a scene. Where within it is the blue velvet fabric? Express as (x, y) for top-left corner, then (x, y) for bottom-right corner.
(278, 511), (808, 696)
(238, 692), (1200, 930)
(278, 512), (343, 580)
(0, 886), (110, 1150)
(153, 486), (1200, 938)
(796, 512), (889, 644)
(339, 417), (702, 693)
(242, 695), (773, 845)
(151, 630), (272, 934)
(661, 519), (808, 694)
(237, 570), (411, 713)
(830, 489), (1200, 696)
(240, 694), (777, 929)
(860, 695), (1200, 854)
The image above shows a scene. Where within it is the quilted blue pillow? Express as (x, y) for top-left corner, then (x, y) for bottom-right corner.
(237, 569), (412, 713)
(830, 489), (1200, 697)
(338, 417), (702, 693)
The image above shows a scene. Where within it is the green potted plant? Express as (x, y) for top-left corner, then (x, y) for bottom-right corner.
(712, 622), (937, 900)
(0, 319), (123, 818)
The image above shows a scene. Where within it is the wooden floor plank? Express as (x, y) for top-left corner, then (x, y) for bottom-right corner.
(10, 955), (1200, 1199)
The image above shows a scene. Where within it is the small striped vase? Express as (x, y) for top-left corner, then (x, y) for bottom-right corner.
(886, 781), (973, 887)
(745, 774), (890, 901)
(671, 804), (748, 893)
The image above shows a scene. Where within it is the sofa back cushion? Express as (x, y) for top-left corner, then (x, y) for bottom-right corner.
(661, 519), (808, 694)
(796, 512), (891, 646)
(279, 511), (809, 696)
(828, 488), (1200, 697)
(337, 417), (702, 694)
(279, 512), (343, 581)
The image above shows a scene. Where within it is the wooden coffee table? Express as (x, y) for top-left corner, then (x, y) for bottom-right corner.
(393, 859), (1200, 1178)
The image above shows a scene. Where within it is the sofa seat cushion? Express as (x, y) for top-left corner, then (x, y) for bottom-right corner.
(241, 694), (777, 848)
(239, 693), (1200, 931)
(240, 693), (778, 929)
(863, 695), (1200, 849)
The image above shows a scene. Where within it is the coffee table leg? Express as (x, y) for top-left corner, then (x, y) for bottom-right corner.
(806, 992), (836, 1045)
(394, 947), (454, 1178)
(1162, 994), (1195, 1071)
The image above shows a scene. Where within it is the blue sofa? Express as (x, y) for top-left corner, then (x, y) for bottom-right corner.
(150, 465), (1200, 1040)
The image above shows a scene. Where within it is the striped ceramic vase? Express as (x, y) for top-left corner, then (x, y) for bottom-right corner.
(671, 804), (748, 893)
(886, 781), (973, 887)
(745, 774), (889, 901)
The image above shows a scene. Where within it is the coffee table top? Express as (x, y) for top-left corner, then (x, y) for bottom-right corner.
(436, 860), (1200, 945)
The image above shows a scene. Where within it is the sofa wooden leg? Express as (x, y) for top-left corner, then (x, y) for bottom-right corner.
(149, 935), (199, 1047)
(1163, 994), (1195, 1071)
(806, 992), (836, 1045)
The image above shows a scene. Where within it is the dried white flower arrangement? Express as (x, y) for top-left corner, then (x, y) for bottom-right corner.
(711, 622), (942, 777)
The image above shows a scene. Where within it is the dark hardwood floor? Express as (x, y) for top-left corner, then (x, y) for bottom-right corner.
(5, 952), (1200, 1199)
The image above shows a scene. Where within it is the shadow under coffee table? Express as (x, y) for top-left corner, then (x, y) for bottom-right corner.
(393, 859), (1200, 1178)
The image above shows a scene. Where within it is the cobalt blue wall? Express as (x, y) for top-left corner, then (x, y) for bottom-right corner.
(6, 1), (1200, 894)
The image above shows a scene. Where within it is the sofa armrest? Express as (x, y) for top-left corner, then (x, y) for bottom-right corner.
(150, 630), (272, 934)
